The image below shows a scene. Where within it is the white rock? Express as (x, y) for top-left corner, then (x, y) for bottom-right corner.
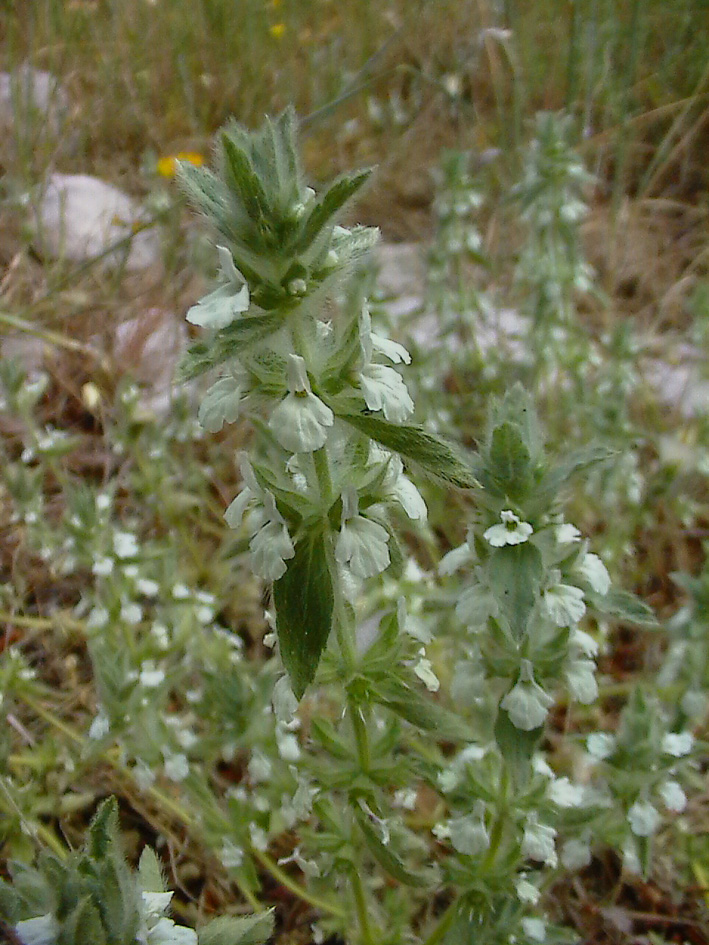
(32, 173), (160, 271)
(0, 65), (70, 137)
(375, 242), (425, 319)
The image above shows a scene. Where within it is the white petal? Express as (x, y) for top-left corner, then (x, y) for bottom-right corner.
(390, 471), (427, 520)
(659, 779), (686, 813)
(662, 731), (694, 757)
(336, 517), (390, 578)
(359, 364), (414, 422)
(628, 800), (660, 837)
(224, 487), (254, 529)
(577, 552), (611, 595)
(439, 543), (473, 575)
(250, 521), (295, 580)
(370, 332), (411, 364)
(15, 915), (59, 945)
(565, 659), (598, 703)
(269, 390), (334, 453)
(186, 283), (249, 329)
(543, 583), (586, 626)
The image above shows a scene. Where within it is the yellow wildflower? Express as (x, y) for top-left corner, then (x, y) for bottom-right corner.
(156, 151), (204, 179)
(269, 22), (286, 39)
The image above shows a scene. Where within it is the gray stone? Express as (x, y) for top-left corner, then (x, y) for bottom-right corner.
(0, 65), (71, 149)
(31, 173), (161, 271)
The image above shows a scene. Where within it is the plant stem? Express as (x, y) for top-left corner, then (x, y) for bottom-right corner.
(252, 850), (347, 919)
(350, 865), (376, 945)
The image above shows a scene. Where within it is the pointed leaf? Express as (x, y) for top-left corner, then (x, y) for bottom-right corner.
(138, 848), (165, 894)
(178, 313), (283, 380)
(296, 169), (373, 252)
(587, 587), (658, 627)
(338, 413), (477, 488)
(221, 134), (270, 222)
(198, 911), (274, 945)
(494, 707), (542, 787)
(354, 810), (433, 887)
(487, 543), (543, 640)
(488, 422), (532, 497)
(273, 531), (334, 698)
(536, 445), (616, 501)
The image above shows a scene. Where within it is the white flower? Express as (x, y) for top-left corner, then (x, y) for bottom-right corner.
(146, 917), (197, 945)
(335, 490), (390, 578)
(140, 661), (166, 688)
(515, 875), (540, 905)
(561, 836), (592, 870)
(186, 245), (249, 329)
(622, 839), (641, 874)
(121, 602), (143, 625)
(247, 751), (271, 785)
(249, 517), (295, 581)
(548, 777), (584, 808)
(659, 779), (687, 813)
(662, 731), (693, 757)
(414, 649), (440, 692)
(521, 918), (546, 943)
(543, 582), (586, 626)
(220, 841), (244, 869)
(137, 578), (160, 597)
(448, 808), (489, 856)
(628, 800), (660, 837)
(359, 363), (414, 422)
(556, 523), (581, 543)
(586, 732), (616, 760)
(438, 542), (473, 575)
(501, 660), (554, 731)
(273, 675), (300, 724)
(483, 510), (533, 547)
(570, 627), (599, 657)
(276, 723), (301, 761)
(92, 556), (114, 576)
(269, 355), (334, 453)
(383, 454), (427, 520)
(114, 530), (139, 558)
(577, 552), (611, 595)
(370, 332), (411, 364)
(14, 915), (59, 945)
(163, 753), (189, 782)
(565, 658), (598, 703)
(89, 712), (110, 740)
(522, 814), (557, 866)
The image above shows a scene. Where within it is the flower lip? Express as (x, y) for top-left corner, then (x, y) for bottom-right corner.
(483, 510), (533, 547)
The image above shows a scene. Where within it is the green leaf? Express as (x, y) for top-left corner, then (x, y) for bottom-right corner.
(137, 848), (165, 894)
(535, 445), (616, 502)
(296, 169), (373, 252)
(62, 897), (106, 945)
(370, 677), (472, 741)
(487, 543), (543, 640)
(337, 413), (477, 489)
(494, 708), (542, 788)
(488, 422), (532, 497)
(273, 531), (334, 698)
(221, 133), (270, 223)
(587, 587), (658, 627)
(198, 911), (275, 945)
(310, 718), (353, 760)
(354, 810), (433, 888)
(178, 313), (283, 381)
(87, 798), (119, 861)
